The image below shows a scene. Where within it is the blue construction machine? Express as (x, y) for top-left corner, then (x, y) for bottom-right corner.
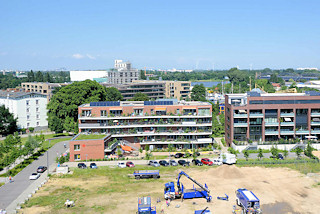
(235, 188), (262, 214)
(194, 207), (212, 214)
(164, 171), (212, 202)
(137, 196), (157, 214)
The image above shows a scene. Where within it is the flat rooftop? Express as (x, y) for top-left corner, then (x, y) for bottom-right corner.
(80, 100), (211, 108)
(227, 91), (320, 98)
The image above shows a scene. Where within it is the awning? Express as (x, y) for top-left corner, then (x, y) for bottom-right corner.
(313, 118), (320, 122)
(109, 107), (123, 111)
(284, 118), (291, 122)
(183, 107), (196, 110)
(239, 110), (247, 113)
(121, 145), (133, 152)
(113, 120), (118, 123)
(155, 107), (167, 111)
(306, 136), (317, 139)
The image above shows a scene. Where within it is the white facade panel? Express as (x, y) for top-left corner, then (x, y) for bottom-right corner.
(70, 70), (108, 82)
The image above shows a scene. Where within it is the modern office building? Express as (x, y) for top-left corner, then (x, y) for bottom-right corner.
(0, 91), (48, 129)
(21, 82), (68, 102)
(70, 70), (108, 82)
(225, 90), (320, 146)
(107, 60), (140, 84)
(133, 80), (191, 100)
(103, 81), (166, 100)
(77, 100), (212, 150)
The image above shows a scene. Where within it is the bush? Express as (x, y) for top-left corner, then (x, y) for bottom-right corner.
(29, 127), (35, 133)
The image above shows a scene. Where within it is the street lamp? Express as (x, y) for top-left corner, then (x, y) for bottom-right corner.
(47, 139), (50, 176)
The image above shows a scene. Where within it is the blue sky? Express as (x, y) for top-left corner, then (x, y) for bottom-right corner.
(0, 0), (319, 70)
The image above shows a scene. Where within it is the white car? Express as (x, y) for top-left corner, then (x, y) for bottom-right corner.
(212, 158), (223, 166)
(118, 162), (126, 168)
(29, 173), (40, 180)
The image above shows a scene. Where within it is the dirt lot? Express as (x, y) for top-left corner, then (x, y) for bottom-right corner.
(20, 165), (320, 214)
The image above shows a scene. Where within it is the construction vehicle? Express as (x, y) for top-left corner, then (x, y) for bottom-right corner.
(164, 171), (212, 202)
(137, 196), (157, 214)
(235, 188), (262, 214)
(133, 170), (160, 180)
(195, 207), (212, 214)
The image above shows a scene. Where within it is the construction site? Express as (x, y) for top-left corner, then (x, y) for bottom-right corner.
(18, 164), (320, 214)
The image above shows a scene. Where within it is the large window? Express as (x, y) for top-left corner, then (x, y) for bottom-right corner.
(74, 154), (80, 161)
(82, 110), (91, 117)
(100, 110), (107, 117)
(198, 108), (210, 116)
(74, 144), (80, 151)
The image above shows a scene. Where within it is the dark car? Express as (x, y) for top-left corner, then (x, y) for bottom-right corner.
(169, 160), (178, 166)
(175, 153), (184, 158)
(159, 160), (169, 166)
(192, 159), (203, 166)
(178, 160), (190, 166)
(183, 153), (191, 158)
(90, 163), (98, 169)
(278, 154), (284, 160)
(78, 163), (87, 169)
(201, 158), (213, 166)
(37, 166), (47, 173)
(126, 161), (135, 167)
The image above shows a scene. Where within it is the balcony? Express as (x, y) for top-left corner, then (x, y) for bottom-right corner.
(233, 114), (248, 118)
(311, 113), (320, 117)
(280, 122), (294, 126)
(280, 131), (294, 135)
(265, 122), (279, 126)
(311, 130), (320, 134)
(112, 131), (212, 138)
(249, 113), (264, 118)
(295, 130), (309, 135)
(280, 113), (294, 117)
(140, 138), (212, 145)
(265, 131), (279, 135)
(311, 122), (320, 126)
(234, 123), (248, 127)
(79, 122), (212, 129)
(79, 114), (212, 120)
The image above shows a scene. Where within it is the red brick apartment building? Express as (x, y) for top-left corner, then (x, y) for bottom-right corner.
(70, 100), (212, 161)
(225, 90), (320, 146)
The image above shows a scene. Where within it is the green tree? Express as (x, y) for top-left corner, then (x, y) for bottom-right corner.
(47, 80), (108, 133)
(258, 148), (263, 160)
(140, 70), (146, 80)
(129, 92), (149, 101)
(145, 145), (149, 152)
(44, 72), (51, 82)
(27, 70), (35, 82)
(243, 150), (249, 161)
(63, 116), (78, 133)
(271, 146), (279, 159)
(295, 147), (303, 159)
(35, 71), (44, 82)
(168, 144), (174, 152)
(304, 142), (315, 158)
(283, 147), (288, 159)
(24, 135), (39, 156)
(191, 84), (206, 101)
(105, 87), (123, 101)
(0, 105), (18, 136)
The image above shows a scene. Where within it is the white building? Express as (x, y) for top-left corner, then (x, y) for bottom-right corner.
(69, 70), (108, 82)
(0, 92), (48, 130)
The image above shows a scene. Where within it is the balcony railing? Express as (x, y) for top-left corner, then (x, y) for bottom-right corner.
(233, 114), (248, 118)
(311, 113), (320, 117)
(280, 130), (294, 135)
(311, 122), (320, 126)
(265, 131), (278, 135)
(280, 113), (294, 117)
(234, 123), (248, 127)
(295, 130), (309, 135)
(249, 113), (264, 118)
(79, 122), (212, 128)
(265, 122), (279, 126)
(79, 113), (212, 119)
(280, 122), (294, 126)
(311, 130), (320, 134)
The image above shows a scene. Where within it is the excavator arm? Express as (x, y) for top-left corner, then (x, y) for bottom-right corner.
(176, 171), (210, 193)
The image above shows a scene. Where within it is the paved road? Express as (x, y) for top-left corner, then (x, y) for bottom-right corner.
(0, 140), (69, 210)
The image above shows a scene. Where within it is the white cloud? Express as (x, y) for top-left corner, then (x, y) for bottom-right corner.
(72, 53), (85, 59)
(86, 54), (96, 60)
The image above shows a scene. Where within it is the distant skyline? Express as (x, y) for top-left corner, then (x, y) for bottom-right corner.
(0, 0), (319, 70)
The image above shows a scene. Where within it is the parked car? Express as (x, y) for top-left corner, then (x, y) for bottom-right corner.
(178, 160), (190, 166)
(212, 158), (223, 165)
(90, 163), (98, 169)
(183, 153), (191, 158)
(174, 153), (184, 158)
(192, 159), (203, 166)
(29, 173), (40, 180)
(201, 158), (213, 166)
(37, 166), (47, 173)
(159, 160), (169, 166)
(77, 163), (87, 169)
(126, 161), (135, 167)
(118, 162), (126, 168)
(278, 154), (284, 160)
(148, 160), (160, 167)
(169, 160), (178, 166)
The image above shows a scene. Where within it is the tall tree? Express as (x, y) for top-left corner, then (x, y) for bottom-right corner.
(0, 105), (18, 136)
(105, 87), (123, 101)
(129, 92), (149, 101)
(191, 84), (206, 101)
(44, 72), (51, 82)
(35, 71), (44, 82)
(140, 70), (146, 80)
(47, 80), (108, 133)
(27, 70), (35, 82)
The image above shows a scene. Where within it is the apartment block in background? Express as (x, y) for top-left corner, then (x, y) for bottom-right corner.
(133, 80), (191, 100)
(225, 89), (320, 146)
(21, 82), (68, 102)
(0, 91), (48, 130)
(108, 60), (140, 84)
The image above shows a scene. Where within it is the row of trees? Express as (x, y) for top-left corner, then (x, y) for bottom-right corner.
(0, 105), (18, 136)
(0, 133), (44, 170)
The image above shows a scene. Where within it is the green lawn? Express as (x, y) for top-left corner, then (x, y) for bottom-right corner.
(0, 182), (4, 187)
(76, 134), (107, 140)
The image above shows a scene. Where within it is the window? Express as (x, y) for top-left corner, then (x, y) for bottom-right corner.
(74, 144), (80, 151)
(100, 110), (107, 117)
(27, 115), (30, 120)
(26, 100), (30, 105)
(27, 123), (30, 127)
(74, 154), (80, 161)
(36, 114), (40, 119)
(26, 108), (30, 113)
(36, 100), (39, 105)
(36, 107), (39, 112)
(37, 122), (40, 126)
(43, 90), (47, 93)
(82, 110), (91, 117)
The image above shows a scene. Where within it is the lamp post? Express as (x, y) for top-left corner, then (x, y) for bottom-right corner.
(47, 139), (50, 176)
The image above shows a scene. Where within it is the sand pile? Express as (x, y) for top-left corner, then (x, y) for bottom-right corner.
(212, 165), (245, 179)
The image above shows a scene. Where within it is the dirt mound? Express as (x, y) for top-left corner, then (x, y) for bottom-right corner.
(212, 165), (245, 179)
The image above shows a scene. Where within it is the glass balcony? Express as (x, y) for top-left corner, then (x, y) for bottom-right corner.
(233, 113), (248, 118)
(280, 122), (294, 126)
(249, 113), (264, 118)
(265, 131), (278, 135)
(295, 130), (309, 135)
(311, 113), (320, 117)
(280, 113), (294, 117)
(265, 122), (279, 126)
(311, 122), (320, 126)
(280, 130), (294, 135)
(234, 123), (248, 127)
(311, 130), (320, 134)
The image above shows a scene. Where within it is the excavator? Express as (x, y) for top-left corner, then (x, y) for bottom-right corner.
(164, 171), (212, 202)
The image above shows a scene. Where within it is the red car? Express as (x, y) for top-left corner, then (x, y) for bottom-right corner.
(126, 161), (135, 167)
(201, 158), (213, 166)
